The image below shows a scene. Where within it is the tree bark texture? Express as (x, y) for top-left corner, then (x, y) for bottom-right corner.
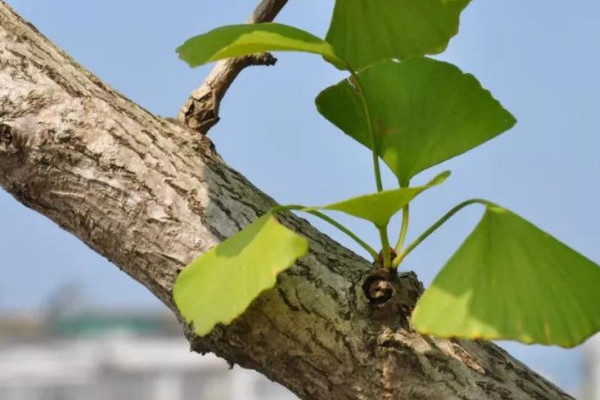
(0, 3), (574, 399)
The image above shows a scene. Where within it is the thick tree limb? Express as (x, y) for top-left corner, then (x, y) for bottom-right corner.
(177, 0), (288, 134)
(0, 2), (574, 399)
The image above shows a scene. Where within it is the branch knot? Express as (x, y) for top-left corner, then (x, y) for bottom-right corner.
(0, 123), (19, 156)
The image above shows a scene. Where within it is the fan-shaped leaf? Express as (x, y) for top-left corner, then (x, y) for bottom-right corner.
(319, 171), (450, 228)
(174, 213), (308, 336)
(316, 58), (516, 186)
(326, 0), (472, 69)
(412, 204), (600, 347)
(178, 23), (345, 69)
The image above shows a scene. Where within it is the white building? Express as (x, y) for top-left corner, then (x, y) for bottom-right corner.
(0, 313), (297, 400)
(584, 334), (600, 400)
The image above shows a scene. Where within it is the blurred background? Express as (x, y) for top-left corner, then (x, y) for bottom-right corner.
(1, 0), (599, 398)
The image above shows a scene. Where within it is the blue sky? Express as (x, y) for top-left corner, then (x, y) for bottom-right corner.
(1, 0), (599, 394)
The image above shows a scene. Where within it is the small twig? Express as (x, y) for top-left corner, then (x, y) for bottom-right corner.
(178, 0), (289, 134)
(249, 0), (289, 23)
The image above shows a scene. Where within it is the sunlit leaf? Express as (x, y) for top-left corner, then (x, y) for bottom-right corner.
(177, 23), (346, 69)
(412, 204), (600, 347)
(326, 0), (472, 69)
(316, 58), (516, 186)
(174, 213), (308, 336)
(319, 171), (450, 228)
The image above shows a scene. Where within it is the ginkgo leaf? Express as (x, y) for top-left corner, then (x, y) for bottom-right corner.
(412, 204), (600, 347)
(177, 23), (346, 69)
(174, 213), (308, 336)
(318, 171), (450, 228)
(316, 58), (516, 186)
(326, 0), (472, 69)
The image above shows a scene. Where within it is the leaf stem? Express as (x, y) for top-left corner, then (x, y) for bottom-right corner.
(274, 205), (379, 259)
(347, 68), (392, 267)
(378, 227), (392, 268)
(348, 69), (383, 193)
(395, 204), (410, 252)
(308, 210), (379, 260)
(393, 178), (411, 255)
(392, 199), (491, 267)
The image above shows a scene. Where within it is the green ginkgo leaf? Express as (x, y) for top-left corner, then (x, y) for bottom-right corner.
(412, 204), (600, 347)
(316, 58), (516, 186)
(319, 171), (450, 228)
(174, 213), (308, 336)
(177, 23), (346, 69)
(326, 0), (472, 69)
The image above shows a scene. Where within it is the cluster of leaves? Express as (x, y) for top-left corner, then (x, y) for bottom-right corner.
(174, 0), (600, 347)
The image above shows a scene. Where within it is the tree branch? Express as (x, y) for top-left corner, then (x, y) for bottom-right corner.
(249, 0), (289, 23)
(177, 0), (289, 134)
(0, 2), (574, 399)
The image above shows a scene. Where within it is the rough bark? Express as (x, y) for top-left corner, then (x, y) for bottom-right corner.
(0, 2), (574, 399)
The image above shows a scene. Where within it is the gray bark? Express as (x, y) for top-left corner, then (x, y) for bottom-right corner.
(0, 2), (574, 399)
